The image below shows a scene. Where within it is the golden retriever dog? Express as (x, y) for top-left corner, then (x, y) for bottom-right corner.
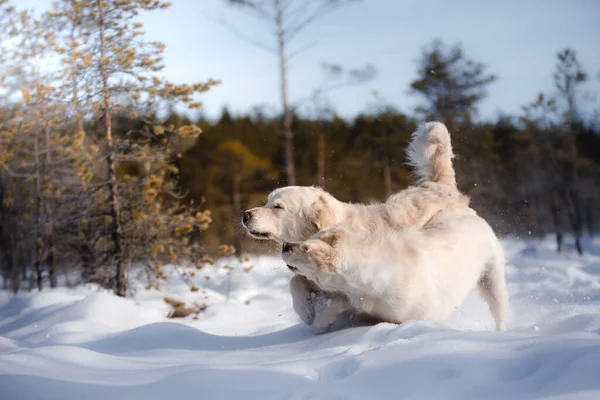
(242, 122), (472, 332)
(281, 212), (509, 332)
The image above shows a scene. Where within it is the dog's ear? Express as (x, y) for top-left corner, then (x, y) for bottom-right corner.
(317, 228), (342, 248)
(301, 239), (337, 272)
(309, 195), (336, 231)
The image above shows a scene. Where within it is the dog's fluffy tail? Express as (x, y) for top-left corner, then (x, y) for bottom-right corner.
(406, 121), (456, 187)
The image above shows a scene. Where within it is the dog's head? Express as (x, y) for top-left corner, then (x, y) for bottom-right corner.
(242, 186), (338, 243)
(281, 227), (342, 281)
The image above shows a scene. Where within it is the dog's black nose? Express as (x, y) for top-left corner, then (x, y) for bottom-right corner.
(282, 242), (293, 253)
(242, 211), (252, 225)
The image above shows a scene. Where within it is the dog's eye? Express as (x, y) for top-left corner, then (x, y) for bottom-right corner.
(274, 204), (284, 210)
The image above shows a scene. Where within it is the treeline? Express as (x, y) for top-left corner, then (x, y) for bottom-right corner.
(179, 106), (600, 254)
(1, 1), (599, 295)
(177, 43), (600, 255)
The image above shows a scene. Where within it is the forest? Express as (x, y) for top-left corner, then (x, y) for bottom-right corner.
(1, 0), (599, 296)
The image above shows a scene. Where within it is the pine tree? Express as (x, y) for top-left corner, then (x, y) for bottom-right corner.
(552, 48), (589, 255)
(410, 39), (497, 130)
(519, 94), (565, 249)
(43, 0), (219, 295)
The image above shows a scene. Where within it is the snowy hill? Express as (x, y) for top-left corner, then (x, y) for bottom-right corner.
(1, 236), (600, 400)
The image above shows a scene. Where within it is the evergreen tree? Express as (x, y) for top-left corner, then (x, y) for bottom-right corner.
(410, 39), (497, 129)
(42, 0), (219, 295)
(551, 48), (589, 255)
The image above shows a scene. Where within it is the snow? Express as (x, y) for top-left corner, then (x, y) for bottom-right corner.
(2, 236), (600, 400)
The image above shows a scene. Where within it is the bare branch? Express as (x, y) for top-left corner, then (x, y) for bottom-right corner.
(287, 40), (318, 61)
(226, 0), (277, 21)
(203, 11), (276, 53)
(292, 62), (377, 107)
(286, 1), (354, 42)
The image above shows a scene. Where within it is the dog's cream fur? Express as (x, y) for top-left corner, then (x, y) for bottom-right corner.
(242, 122), (491, 333)
(282, 212), (509, 331)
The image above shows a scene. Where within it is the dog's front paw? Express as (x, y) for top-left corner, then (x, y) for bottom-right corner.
(310, 293), (351, 335)
(311, 320), (331, 335)
(294, 293), (317, 325)
(290, 275), (317, 325)
(312, 291), (333, 313)
(311, 305), (336, 334)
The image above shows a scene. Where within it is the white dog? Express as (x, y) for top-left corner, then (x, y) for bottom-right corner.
(242, 122), (473, 332)
(281, 212), (509, 331)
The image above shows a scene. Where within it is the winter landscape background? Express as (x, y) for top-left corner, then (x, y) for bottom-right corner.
(1, 1), (600, 399)
(2, 236), (600, 399)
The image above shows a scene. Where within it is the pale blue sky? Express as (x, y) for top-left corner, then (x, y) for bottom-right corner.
(19, 0), (600, 121)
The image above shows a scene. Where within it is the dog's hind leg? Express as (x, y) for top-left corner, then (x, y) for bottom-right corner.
(290, 275), (319, 325)
(477, 257), (509, 332)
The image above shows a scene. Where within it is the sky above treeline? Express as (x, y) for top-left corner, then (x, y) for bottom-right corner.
(17, 0), (600, 121)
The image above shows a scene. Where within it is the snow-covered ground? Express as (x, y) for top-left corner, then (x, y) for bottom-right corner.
(2, 236), (600, 400)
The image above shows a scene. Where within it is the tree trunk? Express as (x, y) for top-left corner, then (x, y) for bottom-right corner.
(317, 130), (325, 188)
(383, 155), (392, 198)
(551, 195), (563, 253)
(572, 205), (584, 256)
(1, 172), (20, 293)
(563, 188), (583, 256)
(34, 135), (43, 292)
(556, 231), (564, 253)
(232, 173), (242, 253)
(565, 135), (583, 256)
(43, 126), (57, 288)
(70, 38), (90, 282)
(47, 245), (57, 288)
(98, 0), (126, 297)
(10, 239), (20, 293)
(35, 241), (43, 292)
(276, 6), (295, 186)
